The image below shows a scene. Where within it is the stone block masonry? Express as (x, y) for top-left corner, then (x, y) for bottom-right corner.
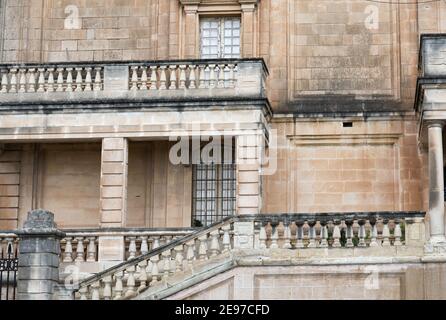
(17, 209), (65, 300)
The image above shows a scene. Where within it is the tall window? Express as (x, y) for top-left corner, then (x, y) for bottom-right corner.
(192, 143), (236, 227)
(200, 17), (241, 59)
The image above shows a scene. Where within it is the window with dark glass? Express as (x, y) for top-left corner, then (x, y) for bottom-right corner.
(192, 142), (236, 227)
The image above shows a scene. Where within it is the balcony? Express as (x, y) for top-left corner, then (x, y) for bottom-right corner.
(0, 59), (268, 109)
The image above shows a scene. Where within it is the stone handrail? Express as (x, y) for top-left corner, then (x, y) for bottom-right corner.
(60, 228), (195, 263)
(0, 58), (268, 106)
(72, 211), (425, 300)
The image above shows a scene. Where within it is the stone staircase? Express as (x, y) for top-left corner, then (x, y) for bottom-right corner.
(70, 212), (427, 300)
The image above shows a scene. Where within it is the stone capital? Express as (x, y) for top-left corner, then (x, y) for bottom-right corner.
(427, 121), (444, 129)
(183, 4), (199, 14)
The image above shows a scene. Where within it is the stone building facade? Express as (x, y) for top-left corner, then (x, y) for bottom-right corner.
(0, 0), (446, 300)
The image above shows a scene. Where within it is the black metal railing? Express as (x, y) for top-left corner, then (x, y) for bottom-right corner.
(0, 240), (18, 300)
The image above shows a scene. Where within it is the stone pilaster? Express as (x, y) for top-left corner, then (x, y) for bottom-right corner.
(183, 4), (199, 59)
(234, 134), (262, 249)
(17, 209), (65, 300)
(99, 137), (128, 262)
(425, 122), (446, 254)
(100, 137), (128, 228)
(239, 0), (259, 58)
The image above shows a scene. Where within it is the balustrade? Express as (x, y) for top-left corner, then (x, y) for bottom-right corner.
(73, 219), (234, 300)
(59, 229), (193, 263)
(250, 213), (425, 249)
(128, 62), (237, 91)
(0, 65), (103, 93)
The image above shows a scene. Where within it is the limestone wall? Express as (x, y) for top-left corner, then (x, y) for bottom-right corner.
(167, 263), (446, 300)
(263, 116), (425, 213)
(3, 141), (191, 229)
(1, 0), (445, 110)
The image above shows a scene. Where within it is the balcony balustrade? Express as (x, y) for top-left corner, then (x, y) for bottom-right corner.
(0, 59), (268, 107)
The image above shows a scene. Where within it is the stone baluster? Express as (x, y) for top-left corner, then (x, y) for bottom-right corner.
(369, 219), (379, 247)
(394, 219), (402, 246)
(27, 68), (36, 92)
(179, 65), (187, 89)
(345, 220), (354, 247)
(9, 68), (17, 93)
(63, 237), (73, 262)
(56, 68), (64, 92)
(91, 281), (100, 300)
(0, 69), (8, 93)
(159, 66), (167, 90)
(125, 265), (136, 297)
(228, 64), (236, 87)
(175, 245), (184, 271)
(209, 64), (216, 88)
(295, 221), (304, 248)
(66, 68), (74, 92)
(259, 224), (267, 249)
(113, 271), (124, 300)
(140, 66), (148, 90)
(186, 240), (196, 266)
(162, 250), (171, 280)
(332, 221), (342, 248)
(138, 260), (148, 291)
(270, 225), (279, 249)
(102, 275), (112, 300)
(222, 225), (231, 252)
(283, 223), (292, 249)
(130, 66), (139, 90)
(78, 286), (88, 300)
(149, 254), (160, 285)
(382, 219), (391, 246)
(358, 220), (366, 247)
(149, 66), (157, 90)
(37, 68), (46, 92)
(198, 235), (209, 261)
(140, 236), (149, 255)
(128, 236), (137, 260)
(87, 236), (97, 262)
(218, 64), (225, 88)
(198, 64), (206, 88)
(18, 69), (26, 93)
(84, 67), (92, 91)
(152, 236), (160, 251)
(320, 221), (329, 248)
(209, 230), (220, 257)
(94, 67), (102, 91)
(189, 65), (196, 89)
(169, 65), (177, 89)
(47, 68), (55, 92)
(75, 67), (83, 91)
(75, 237), (85, 262)
(308, 221), (317, 248)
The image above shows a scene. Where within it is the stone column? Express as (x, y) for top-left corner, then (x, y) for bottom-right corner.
(427, 122), (446, 250)
(98, 137), (128, 262)
(17, 209), (65, 300)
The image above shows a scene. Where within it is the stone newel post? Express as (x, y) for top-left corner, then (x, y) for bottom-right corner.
(17, 209), (65, 300)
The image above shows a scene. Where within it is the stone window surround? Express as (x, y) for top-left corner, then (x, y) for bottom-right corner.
(179, 0), (260, 59)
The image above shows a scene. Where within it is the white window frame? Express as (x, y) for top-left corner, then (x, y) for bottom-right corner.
(200, 16), (241, 59)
